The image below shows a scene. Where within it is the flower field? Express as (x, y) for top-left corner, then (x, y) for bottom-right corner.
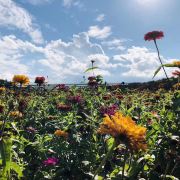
(0, 78), (179, 180)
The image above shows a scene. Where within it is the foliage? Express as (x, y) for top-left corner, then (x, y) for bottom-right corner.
(0, 84), (179, 179)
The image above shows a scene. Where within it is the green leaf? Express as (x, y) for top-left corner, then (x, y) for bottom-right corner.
(153, 66), (162, 78)
(10, 162), (23, 178)
(84, 67), (99, 73)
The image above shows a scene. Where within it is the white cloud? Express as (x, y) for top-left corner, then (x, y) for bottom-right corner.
(96, 14), (105, 22)
(88, 26), (112, 39)
(113, 46), (174, 81)
(102, 39), (126, 51)
(0, 34), (176, 83)
(0, 0), (44, 44)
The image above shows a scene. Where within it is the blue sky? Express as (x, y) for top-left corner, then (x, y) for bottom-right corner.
(0, 0), (179, 83)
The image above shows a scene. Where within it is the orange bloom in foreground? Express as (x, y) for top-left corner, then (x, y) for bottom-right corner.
(98, 112), (147, 151)
(54, 130), (68, 138)
(12, 75), (30, 86)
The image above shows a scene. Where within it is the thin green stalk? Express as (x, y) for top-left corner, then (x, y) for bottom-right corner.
(93, 141), (116, 179)
(154, 39), (169, 81)
(122, 148), (128, 180)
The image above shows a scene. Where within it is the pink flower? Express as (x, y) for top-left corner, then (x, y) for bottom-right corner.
(144, 31), (164, 41)
(43, 157), (59, 166)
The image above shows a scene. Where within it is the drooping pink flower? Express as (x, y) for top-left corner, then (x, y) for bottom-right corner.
(43, 157), (59, 166)
(144, 31), (164, 41)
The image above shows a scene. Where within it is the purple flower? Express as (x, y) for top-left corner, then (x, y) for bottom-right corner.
(100, 104), (118, 116)
(43, 157), (59, 166)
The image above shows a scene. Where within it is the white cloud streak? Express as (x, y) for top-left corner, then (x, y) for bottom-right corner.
(0, 0), (44, 44)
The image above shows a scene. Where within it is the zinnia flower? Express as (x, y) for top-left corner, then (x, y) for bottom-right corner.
(56, 84), (69, 91)
(173, 83), (180, 89)
(172, 61), (180, 68)
(12, 75), (30, 86)
(100, 104), (118, 116)
(35, 76), (45, 86)
(97, 112), (147, 151)
(0, 87), (5, 93)
(67, 95), (83, 104)
(9, 111), (23, 118)
(144, 31), (164, 41)
(43, 157), (59, 166)
(54, 130), (68, 138)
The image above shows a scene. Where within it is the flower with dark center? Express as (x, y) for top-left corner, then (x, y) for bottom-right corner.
(35, 76), (45, 86)
(12, 75), (30, 86)
(97, 112), (147, 151)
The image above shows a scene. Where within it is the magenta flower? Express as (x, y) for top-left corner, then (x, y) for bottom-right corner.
(43, 157), (59, 166)
(100, 104), (118, 116)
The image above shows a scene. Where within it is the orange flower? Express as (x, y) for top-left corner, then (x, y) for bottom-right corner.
(98, 112), (147, 151)
(12, 75), (30, 86)
(54, 130), (68, 138)
(0, 87), (6, 93)
(9, 111), (23, 118)
(173, 61), (180, 68)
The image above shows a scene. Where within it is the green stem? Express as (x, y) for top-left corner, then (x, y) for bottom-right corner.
(93, 141), (116, 179)
(122, 148), (128, 180)
(153, 39), (169, 81)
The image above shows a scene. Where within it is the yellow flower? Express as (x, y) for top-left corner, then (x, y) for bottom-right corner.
(9, 111), (23, 118)
(0, 87), (6, 93)
(12, 75), (30, 86)
(54, 130), (68, 138)
(173, 83), (180, 89)
(173, 61), (180, 68)
(98, 112), (147, 151)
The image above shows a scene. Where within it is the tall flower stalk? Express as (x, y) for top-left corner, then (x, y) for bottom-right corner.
(144, 31), (169, 80)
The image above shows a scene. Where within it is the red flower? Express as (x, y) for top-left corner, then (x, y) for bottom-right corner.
(144, 31), (164, 41)
(172, 70), (180, 77)
(35, 76), (45, 85)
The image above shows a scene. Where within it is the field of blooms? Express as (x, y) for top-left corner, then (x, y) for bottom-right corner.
(0, 31), (180, 180)
(0, 76), (179, 180)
